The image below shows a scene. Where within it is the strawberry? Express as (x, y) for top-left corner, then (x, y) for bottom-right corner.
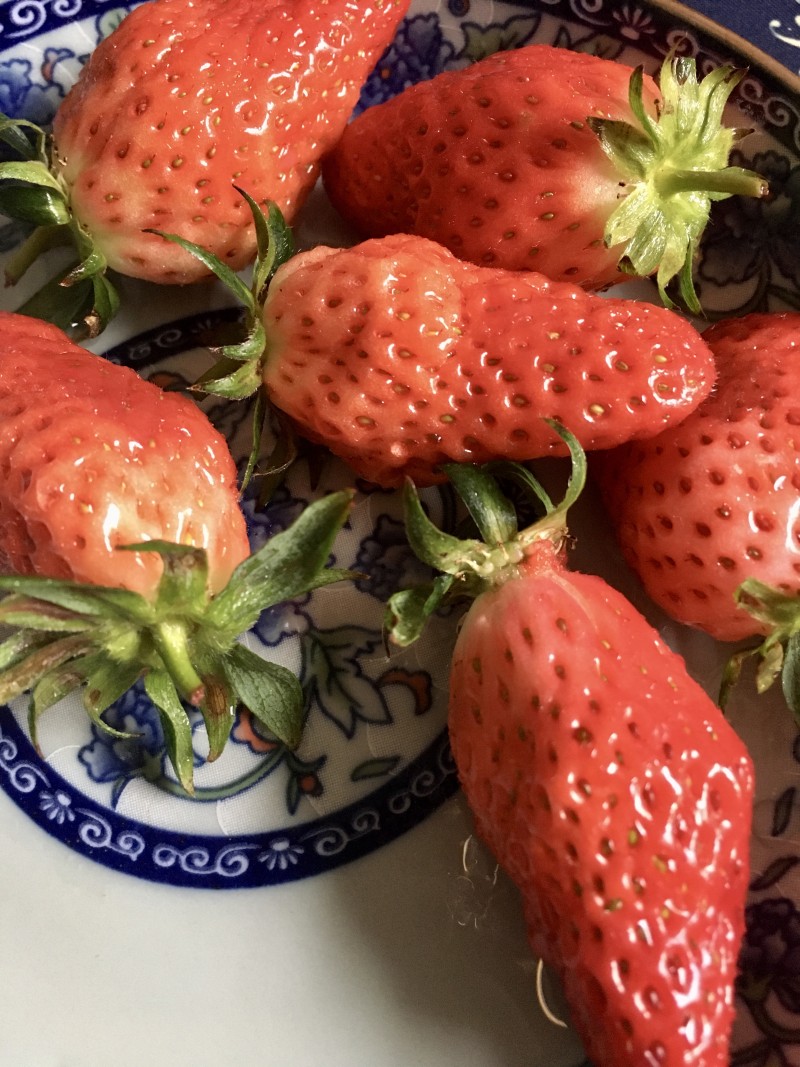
(0, 311), (354, 791)
(0, 0), (410, 332)
(156, 198), (716, 489)
(593, 311), (800, 712)
(386, 434), (754, 1066)
(321, 45), (767, 311)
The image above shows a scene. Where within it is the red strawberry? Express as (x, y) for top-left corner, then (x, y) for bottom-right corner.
(386, 443), (754, 1066)
(322, 45), (766, 310)
(593, 311), (800, 706)
(0, 0), (410, 331)
(0, 311), (353, 790)
(158, 202), (717, 489)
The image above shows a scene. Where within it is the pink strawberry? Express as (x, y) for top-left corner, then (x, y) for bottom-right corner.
(158, 203), (717, 489)
(0, 0), (410, 331)
(322, 45), (766, 310)
(0, 311), (353, 790)
(386, 441), (754, 1066)
(593, 311), (800, 706)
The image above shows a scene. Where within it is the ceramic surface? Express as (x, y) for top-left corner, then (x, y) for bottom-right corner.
(1, 1), (799, 1065)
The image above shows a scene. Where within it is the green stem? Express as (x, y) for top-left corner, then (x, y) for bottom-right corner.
(656, 167), (768, 199)
(151, 620), (205, 705)
(4, 223), (71, 285)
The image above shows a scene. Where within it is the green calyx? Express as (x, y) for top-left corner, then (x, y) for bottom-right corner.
(386, 421), (586, 647)
(147, 189), (294, 400)
(0, 490), (355, 793)
(720, 579), (800, 725)
(0, 113), (119, 338)
(589, 55), (768, 313)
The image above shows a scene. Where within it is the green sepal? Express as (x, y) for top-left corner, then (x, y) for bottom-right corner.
(588, 53), (767, 309)
(239, 189), (295, 301)
(441, 463), (517, 544)
(388, 422), (587, 647)
(0, 594), (97, 633)
(12, 267), (97, 334)
(719, 578), (800, 717)
(144, 669), (196, 795)
(0, 491), (355, 790)
(222, 642), (304, 749)
(0, 158), (63, 193)
(0, 573), (152, 623)
(119, 541), (209, 614)
(0, 114), (44, 160)
(83, 656), (144, 723)
(192, 351), (265, 399)
(143, 226), (255, 311)
(207, 489), (355, 639)
(0, 185), (69, 227)
(0, 630), (53, 672)
(386, 574), (456, 648)
(782, 633), (800, 727)
(403, 479), (484, 575)
(197, 674), (235, 762)
(0, 633), (94, 707)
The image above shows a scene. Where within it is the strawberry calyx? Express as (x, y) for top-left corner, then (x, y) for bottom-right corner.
(0, 489), (355, 793)
(589, 55), (767, 313)
(386, 422), (586, 646)
(720, 578), (800, 724)
(148, 189), (294, 400)
(0, 113), (119, 337)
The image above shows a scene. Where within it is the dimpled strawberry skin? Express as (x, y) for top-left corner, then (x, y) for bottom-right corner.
(261, 234), (715, 487)
(0, 312), (249, 598)
(52, 0), (410, 282)
(594, 312), (800, 642)
(322, 44), (660, 286)
(449, 545), (754, 1066)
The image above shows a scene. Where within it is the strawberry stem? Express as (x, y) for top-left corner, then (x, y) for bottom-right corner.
(655, 166), (768, 198)
(151, 619), (206, 706)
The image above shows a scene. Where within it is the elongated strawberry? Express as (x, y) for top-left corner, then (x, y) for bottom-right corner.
(0, 0), (410, 333)
(322, 45), (766, 311)
(386, 436), (754, 1066)
(0, 311), (354, 791)
(156, 198), (716, 488)
(593, 311), (800, 712)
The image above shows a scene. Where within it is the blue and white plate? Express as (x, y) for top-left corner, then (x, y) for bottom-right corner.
(2, 1), (800, 1065)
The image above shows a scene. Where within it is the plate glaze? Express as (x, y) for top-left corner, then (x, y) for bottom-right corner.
(1, 1), (800, 1065)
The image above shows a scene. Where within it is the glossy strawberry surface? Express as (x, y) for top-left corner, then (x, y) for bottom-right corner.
(323, 44), (656, 287)
(449, 543), (754, 1066)
(594, 312), (800, 642)
(0, 312), (249, 598)
(261, 233), (715, 486)
(52, 0), (409, 282)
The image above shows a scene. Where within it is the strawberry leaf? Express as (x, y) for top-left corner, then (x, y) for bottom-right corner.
(83, 656), (144, 721)
(0, 630), (53, 671)
(222, 643), (303, 749)
(0, 594), (96, 632)
(144, 668), (195, 795)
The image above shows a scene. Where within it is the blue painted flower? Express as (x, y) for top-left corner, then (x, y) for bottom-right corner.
(356, 13), (457, 112)
(241, 483), (309, 550)
(78, 683), (166, 785)
(258, 836), (304, 871)
(354, 514), (431, 601)
(39, 789), (75, 825)
(0, 58), (64, 125)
